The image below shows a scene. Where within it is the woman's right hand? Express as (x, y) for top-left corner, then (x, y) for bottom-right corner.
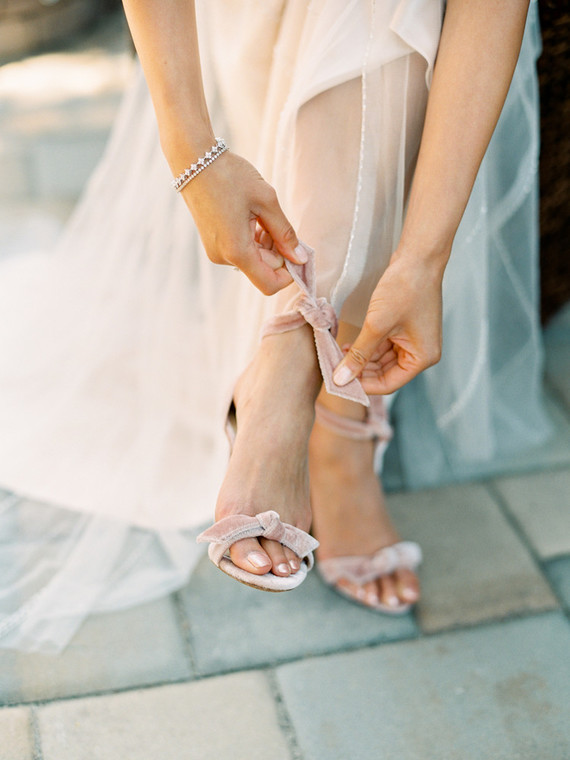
(179, 150), (306, 295)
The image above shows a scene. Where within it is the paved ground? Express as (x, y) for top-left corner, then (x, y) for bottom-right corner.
(1, 11), (570, 759)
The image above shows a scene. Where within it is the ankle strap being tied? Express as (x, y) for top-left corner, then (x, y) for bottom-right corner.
(262, 243), (369, 407)
(315, 396), (393, 443)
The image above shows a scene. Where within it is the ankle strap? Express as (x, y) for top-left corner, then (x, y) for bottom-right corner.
(315, 396), (393, 443)
(262, 243), (369, 407)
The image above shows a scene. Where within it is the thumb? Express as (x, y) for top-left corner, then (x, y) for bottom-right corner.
(333, 321), (385, 387)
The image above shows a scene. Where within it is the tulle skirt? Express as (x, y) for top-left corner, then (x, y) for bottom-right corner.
(0, 0), (548, 651)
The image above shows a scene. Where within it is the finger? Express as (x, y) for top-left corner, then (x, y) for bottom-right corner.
(360, 349), (397, 374)
(361, 362), (422, 395)
(378, 348), (398, 367)
(255, 194), (308, 265)
(333, 319), (389, 387)
(255, 225), (275, 250)
(259, 248), (285, 271)
(341, 339), (392, 362)
(243, 250), (293, 294)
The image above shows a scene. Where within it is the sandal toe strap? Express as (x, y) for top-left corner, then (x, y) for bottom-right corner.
(319, 541), (422, 585)
(197, 510), (319, 568)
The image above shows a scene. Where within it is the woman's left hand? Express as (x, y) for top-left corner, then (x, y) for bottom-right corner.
(332, 254), (444, 395)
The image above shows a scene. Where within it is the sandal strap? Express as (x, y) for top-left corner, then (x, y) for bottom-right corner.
(318, 541), (422, 585)
(315, 396), (393, 443)
(261, 243), (369, 407)
(197, 510), (319, 569)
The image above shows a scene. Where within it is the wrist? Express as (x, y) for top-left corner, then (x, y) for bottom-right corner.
(389, 239), (450, 282)
(158, 109), (216, 175)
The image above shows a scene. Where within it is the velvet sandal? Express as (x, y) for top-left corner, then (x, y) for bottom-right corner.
(314, 396), (423, 614)
(198, 242), (366, 592)
(197, 510), (319, 591)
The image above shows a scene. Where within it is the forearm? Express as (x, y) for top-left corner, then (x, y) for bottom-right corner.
(397, 0), (530, 270)
(121, 0), (214, 171)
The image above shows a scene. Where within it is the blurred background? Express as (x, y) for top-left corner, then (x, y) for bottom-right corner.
(0, 0), (132, 227)
(0, 0), (568, 319)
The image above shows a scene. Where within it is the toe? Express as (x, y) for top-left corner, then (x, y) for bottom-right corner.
(283, 546), (301, 573)
(229, 538), (272, 575)
(395, 568), (420, 604)
(336, 579), (379, 608)
(260, 537), (292, 576)
(378, 574), (402, 610)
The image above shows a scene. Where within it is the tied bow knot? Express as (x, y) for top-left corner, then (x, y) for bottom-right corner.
(262, 242), (369, 406)
(256, 510), (286, 542)
(296, 294), (338, 336)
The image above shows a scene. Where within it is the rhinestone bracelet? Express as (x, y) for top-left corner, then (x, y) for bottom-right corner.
(171, 138), (228, 193)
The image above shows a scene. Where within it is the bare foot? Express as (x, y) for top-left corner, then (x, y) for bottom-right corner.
(309, 393), (420, 609)
(215, 325), (321, 577)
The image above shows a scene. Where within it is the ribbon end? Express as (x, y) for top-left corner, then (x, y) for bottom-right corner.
(323, 373), (370, 407)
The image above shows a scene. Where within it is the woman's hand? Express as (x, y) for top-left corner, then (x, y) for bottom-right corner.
(331, 0), (529, 394)
(180, 150), (305, 295)
(333, 254), (444, 394)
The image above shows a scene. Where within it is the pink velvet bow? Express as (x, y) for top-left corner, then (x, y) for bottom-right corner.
(197, 510), (319, 568)
(261, 243), (369, 406)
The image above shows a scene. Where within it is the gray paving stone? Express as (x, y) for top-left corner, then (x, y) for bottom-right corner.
(494, 469), (570, 559)
(387, 484), (558, 632)
(38, 671), (291, 760)
(0, 597), (191, 705)
(276, 613), (570, 760)
(181, 555), (418, 676)
(545, 302), (570, 411)
(0, 707), (34, 760)
(544, 556), (570, 608)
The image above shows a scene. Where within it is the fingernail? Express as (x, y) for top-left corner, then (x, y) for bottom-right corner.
(277, 563), (291, 575)
(333, 364), (353, 386)
(292, 243), (308, 264)
(248, 552), (269, 569)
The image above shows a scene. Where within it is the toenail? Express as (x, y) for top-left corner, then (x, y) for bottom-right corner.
(401, 588), (418, 602)
(248, 552), (269, 569)
(386, 595), (400, 607)
(277, 563), (290, 575)
(367, 592), (379, 604)
(289, 559), (300, 571)
(356, 587), (367, 600)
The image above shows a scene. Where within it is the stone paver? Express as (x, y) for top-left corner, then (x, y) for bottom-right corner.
(0, 597), (191, 705)
(545, 303), (570, 411)
(494, 469), (570, 559)
(0, 707), (34, 760)
(180, 557), (417, 676)
(387, 484), (558, 632)
(276, 613), (570, 760)
(38, 671), (291, 760)
(544, 556), (570, 608)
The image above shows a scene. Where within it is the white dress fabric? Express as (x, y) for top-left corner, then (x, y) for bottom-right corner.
(0, 0), (548, 651)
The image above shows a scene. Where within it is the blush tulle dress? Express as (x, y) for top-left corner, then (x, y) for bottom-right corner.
(0, 0), (548, 651)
